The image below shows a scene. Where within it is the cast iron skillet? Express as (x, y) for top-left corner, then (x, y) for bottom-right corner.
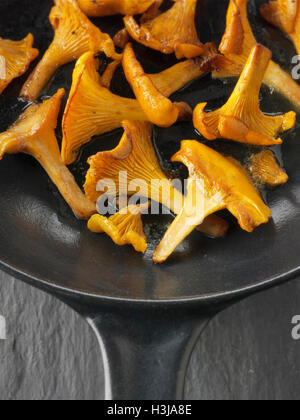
(0, 0), (300, 400)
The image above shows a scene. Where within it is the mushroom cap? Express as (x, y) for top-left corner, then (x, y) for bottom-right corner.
(49, 0), (121, 60)
(0, 34), (38, 94)
(260, 0), (299, 35)
(61, 52), (146, 165)
(250, 149), (289, 187)
(124, 0), (205, 59)
(172, 140), (272, 232)
(84, 120), (167, 203)
(78, 0), (155, 17)
(88, 202), (149, 253)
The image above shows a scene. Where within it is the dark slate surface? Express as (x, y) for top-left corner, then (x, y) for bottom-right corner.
(0, 270), (300, 400)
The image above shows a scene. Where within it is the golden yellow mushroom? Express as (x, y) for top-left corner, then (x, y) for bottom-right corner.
(0, 34), (38, 94)
(84, 120), (229, 238)
(84, 121), (185, 208)
(112, 1), (162, 48)
(61, 52), (147, 166)
(140, 0), (163, 22)
(20, 0), (121, 102)
(78, 0), (156, 17)
(194, 45), (296, 146)
(250, 149), (289, 187)
(124, 0), (205, 59)
(149, 44), (221, 97)
(88, 202), (150, 253)
(214, 0), (255, 78)
(153, 141), (272, 263)
(123, 44), (191, 127)
(260, 0), (300, 54)
(213, 0), (300, 110)
(100, 60), (120, 89)
(0, 89), (95, 220)
(61, 51), (207, 166)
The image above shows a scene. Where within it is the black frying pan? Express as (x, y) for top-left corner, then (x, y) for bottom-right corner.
(0, 0), (300, 400)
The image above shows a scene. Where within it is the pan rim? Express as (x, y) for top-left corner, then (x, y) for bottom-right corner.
(1, 257), (299, 305)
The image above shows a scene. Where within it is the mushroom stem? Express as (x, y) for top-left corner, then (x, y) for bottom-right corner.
(265, 61), (300, 110)
(29, 131), (96, 220)
(149, 59), (205, 97)
(21, 47), (61, 100)
(236, 45), (272, 98)
(0, 55), (6, 81)
(169, 185), (185, 216)
(293, 34), (300, 55)
(153, 179), (224, 263)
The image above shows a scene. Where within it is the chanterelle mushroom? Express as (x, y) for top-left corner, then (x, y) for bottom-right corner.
(260, 0), (300, 54)
(213, 0), (300, 110)
(0, 89), (96, 220)
(0, 34), (38, 94)
(88, 202), (150, 253)
(84, 121), (186, 210)
(250, 149), (289, 187)
(61, 51), (204, 165)
(194, 44), (296, 146)
(20, 0), (121, 102)
(84, 120), (229, 238)
(123, 44), (192, 127)
(153, 140), (272, 263)
(61, 52), (147, 166)
(124, 0), (206, 59)
(78, 0), (156, 17)
(148, 44), (221, 97)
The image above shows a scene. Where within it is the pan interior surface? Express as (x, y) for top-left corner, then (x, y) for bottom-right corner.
(0, 0), (299, 301)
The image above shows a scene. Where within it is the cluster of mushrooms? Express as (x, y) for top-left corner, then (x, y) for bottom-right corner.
(0, 0), (299, 263)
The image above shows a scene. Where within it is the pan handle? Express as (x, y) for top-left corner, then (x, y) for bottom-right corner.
(70, 301), (216, 400)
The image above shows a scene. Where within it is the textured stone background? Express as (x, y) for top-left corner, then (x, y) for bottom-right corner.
(1, 270), (300, 400)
